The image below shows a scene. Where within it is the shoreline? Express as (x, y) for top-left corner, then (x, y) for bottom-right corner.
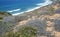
(12, 0), (53, 16)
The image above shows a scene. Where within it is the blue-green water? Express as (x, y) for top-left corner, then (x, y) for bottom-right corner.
(0, 0), (52, 15)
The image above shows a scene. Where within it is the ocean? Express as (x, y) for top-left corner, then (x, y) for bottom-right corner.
(0, 0), (52, 16)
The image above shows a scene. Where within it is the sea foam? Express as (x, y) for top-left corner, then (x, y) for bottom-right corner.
(36, 0), (52, 6)
(7, 8), (21, 13)
(12, 0), (52, 16)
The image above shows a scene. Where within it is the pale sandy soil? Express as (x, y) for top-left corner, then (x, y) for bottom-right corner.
(13, 13), (60, 37)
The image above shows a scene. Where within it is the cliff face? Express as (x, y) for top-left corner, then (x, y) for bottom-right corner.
(1, 0), (60, 37)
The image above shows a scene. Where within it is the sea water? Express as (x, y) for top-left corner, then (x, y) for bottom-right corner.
(0, 0), (52, 16)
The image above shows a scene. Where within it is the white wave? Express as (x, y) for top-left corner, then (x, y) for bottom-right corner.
(12, 0), (52, 16)
(24, 7), (41, 12)
(7, 8), (21, 13)
(12, 12), (24, 16)
(36, 0), (52, 6)
(12, 7), (41, 16)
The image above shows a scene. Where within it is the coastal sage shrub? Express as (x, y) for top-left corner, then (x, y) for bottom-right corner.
(0, 16), (2, 20)
(48, 6), (55, 15)
(0, 11), (12, 16)
(54, 17), (60, 32)
(5, 26), (37, 37)
(57, 0), (60, 3)
(19, 26), (37, 37)
(0, 22), (13, 37)
(5, 31), (14, 37)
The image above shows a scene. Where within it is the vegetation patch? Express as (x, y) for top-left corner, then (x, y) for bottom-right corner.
(0, 16), (2, 20)
(0, 11), (12, 16)
(4, 26), (37, 37)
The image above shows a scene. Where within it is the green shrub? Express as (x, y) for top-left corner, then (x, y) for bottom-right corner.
(0, 11), (12, 16)
(0, 16), (2, 20)
(19, 26), (37, 37)
(4, 26), (37, 37)
(48, 6), (55, 15)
